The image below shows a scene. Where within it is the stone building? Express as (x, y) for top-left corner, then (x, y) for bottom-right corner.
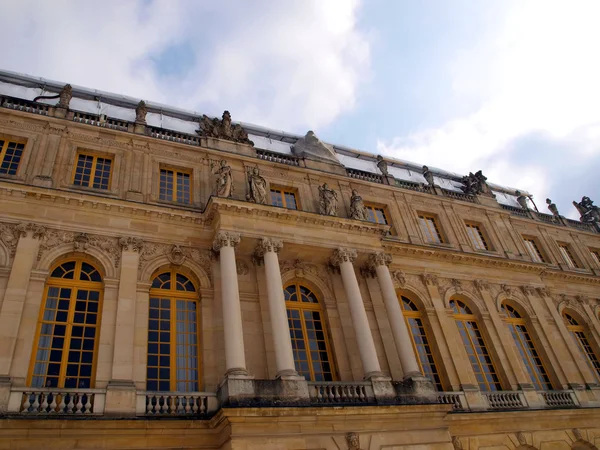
(0, 69), (599, 449)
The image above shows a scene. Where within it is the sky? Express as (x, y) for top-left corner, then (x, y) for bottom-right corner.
(0, 0), (598, 218)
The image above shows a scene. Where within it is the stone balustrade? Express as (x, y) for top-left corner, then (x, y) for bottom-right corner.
(9, 387), (105, 415)
(140, 391), (218, 416)
(308, 381), (374, 405)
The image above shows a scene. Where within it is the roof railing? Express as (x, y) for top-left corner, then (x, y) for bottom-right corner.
(0, 95), (49, 116)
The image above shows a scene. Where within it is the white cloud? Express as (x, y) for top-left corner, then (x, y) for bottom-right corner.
(377, 0), (600, 217)
(0, 0), (369, 132)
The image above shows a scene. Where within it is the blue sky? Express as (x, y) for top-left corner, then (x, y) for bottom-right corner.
(1, 0), (598, 218)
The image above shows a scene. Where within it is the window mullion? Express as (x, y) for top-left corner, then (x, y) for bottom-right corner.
(89, 157), (98, 188)
(58, 285), (78, 387)
(299, 302), (313, 380)
(170, 295), (177, 391)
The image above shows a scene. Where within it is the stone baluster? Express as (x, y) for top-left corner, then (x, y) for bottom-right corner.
(331, 248), (383, 379)
(254, 238), (300, 379)
(367, 252), (421, 379)
(213, 231), (248, 376)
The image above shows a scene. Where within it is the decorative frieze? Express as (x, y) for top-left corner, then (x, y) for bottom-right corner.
(35, 229), (120, 267)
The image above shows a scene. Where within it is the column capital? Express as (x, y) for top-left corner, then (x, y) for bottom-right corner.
(119, 236), (144, 253)
(330, 247), (357, 266)
(366, 252), (392, 269)
(212, 231), (241, 251)
(15, 222), (46, 240)
(254, 238), (283, 258)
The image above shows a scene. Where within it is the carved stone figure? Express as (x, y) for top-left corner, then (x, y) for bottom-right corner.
(197, 111), (254, 145)
(546, 198), (560, 216)
(345, 432), (363, 450)
(573, 196), (600, 223)
(452, 436), (463, 450)
(292, 131), (340, 164)
(246, 167), (267, 204)
(167, 245), (187, 265)
(349, 189), (368, 220)
(135, 100), (147, 124)
(57, 84), (72, 109)
(516, 191), (529, 209)
(516, 432), (527, 446)
(212, 160), (234, 198)
(318, 183), (338, 216)
(422, 165), (435, 186)
(376, 155), (389, 176)
(461, 170), (493, 196)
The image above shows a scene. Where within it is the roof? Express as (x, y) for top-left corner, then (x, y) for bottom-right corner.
(0, 68), (526, 208)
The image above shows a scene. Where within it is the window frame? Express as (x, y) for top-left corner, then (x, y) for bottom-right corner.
(464, 222), (491, 251)
(284, 282), (336, 381)
(364, 203), (389, 225)
(27, 258), (104, 389)
(418, 213), (445, 244)
(158, 166), (193, 205)
(0, 136), (27, 177)
(557, 242), (580, 269)
(563, 311), (600, 380)
(590, 249), (600, 267)
(522, 236), (546, 263)
(71, 151), (114, 190)
(269, 186), (299, 210)
(147, 269), (201, 392)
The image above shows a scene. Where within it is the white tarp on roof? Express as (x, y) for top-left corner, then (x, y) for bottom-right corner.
(435, 177), (464, 192)
(494, 191), (522, 208)
(388, 165), (426, 183)
(336, 153), (376, 172)
(251, 135), (293, 154)
(0, 81), (44, 101)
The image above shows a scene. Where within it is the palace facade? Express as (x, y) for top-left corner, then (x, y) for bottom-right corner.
(0, 69), (600, 450)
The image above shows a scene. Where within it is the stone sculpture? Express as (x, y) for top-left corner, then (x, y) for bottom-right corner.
(135, 100), (147, 124)
(422, 165), (434, 186)
(516, 191), (529, 209)
(197, 110), (254, 145)
(57, 84), (72, 109)
(345, 432), (363, 450)
(292, 131), (340, 164)
(246, 166), (267, 204)
(318, 183), (338, 216)
(349, 189), (368, 221)
(461, 170), (493, 196)
(376, 155), (389, 176)
(546, 198), (560, 216)
(212, 160), (234, 198)
(573, 196), (600, 223)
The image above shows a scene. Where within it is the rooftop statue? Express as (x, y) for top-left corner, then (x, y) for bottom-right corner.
(422, 165), (435, 187)
(546, 198), (560, 217)
(212, 159), (234, 198)
(246, 166), (267, 204)
(376, 155), (389, 176)
(461, 170), (494, 197)
(349, 189), (368, 221)
(515, 191), (529, 209)
(197, 111), (254, 145)
(573, 196), (600, 223)
(135, 100), (147, 124)
(57, 84), (72, 109)
(292, 131), (341, 165)
(318, 183), (338, 216)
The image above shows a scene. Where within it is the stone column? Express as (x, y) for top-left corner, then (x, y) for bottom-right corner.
(105, 237), (143, 416)
(254, 238), (300, 379)
(0, 223), (45, 412)
(213, 231), (248, 376)
(331, 248), (383, 379)
(367, 253), (421, 379)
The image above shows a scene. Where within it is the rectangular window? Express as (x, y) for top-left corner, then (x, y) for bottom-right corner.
(0, 139), (25, 176)
(590, 249), (600, 266)
(558, 243), (579, 269)
(159, 168), (191, 204)
(270, 187), (298, 210)
(465, 223), (489, 251)
(365, 204), (389, 225)
(523, 238), (545, 263)
(418, 214), (444, 244)
(73, 153), (112, 189)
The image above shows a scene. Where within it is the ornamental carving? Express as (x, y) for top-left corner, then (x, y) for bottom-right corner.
(197, 110), (254, 145)
(366, 252), (392, 268)
(473, 279), (489, 291)
(376, 155), (389, 176)
(318, 183), (338, 216)
(119, 236), (144, 253)
(330, 248), (357, 266)
(537, 287), (549, 297)
(254, 238), (283, 264)
(451, 278), (462, 290)
(422, 165), (435, 187)
(57, 84), (73, 109)
(460, 170), (494, 197)
(349, 190), (368, 221)
(211, 159), (234, 198)
(246, 166), (268, 204)
(135, 100), (147, 124)
(0, 223), (20, 257)
(167, 245), (187, 266)
(36, 230), (120, 267)
(292, 131), (340, 165)
(516, 432), (527, 446)
(236, 259), (249, 276)
(421, 273), (438, 287)
(500, 284), (514, 296)
(572, 196), (600, 223)
(521, 285), (535, 296)
(138, 244), (212, 281)
(279, 259), (331, 289)
(212, 231), (241, 251)
(452, 436), (463, 450)
(391, 270), (406, 288)
(345, 432), (364, 450)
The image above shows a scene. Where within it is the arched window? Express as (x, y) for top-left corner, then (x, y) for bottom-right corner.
(147, 270), (200, 392)
(284, 283), (335, 381)
(400, 296), (443, 390)
(563, 311), (600, 379)
(450, 299), (501, 391)
(29, 260), (103, 388)
(502, 303), (552, 390)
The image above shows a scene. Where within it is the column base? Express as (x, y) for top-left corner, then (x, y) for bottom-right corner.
(225, 367), (253, 377)
(393, 375), (437, 404)
(276, 369), (305, 381)
(104, 380), (136, 417)
(0, 376), (11, 413)
(363, 371), (389, 381)
(217, 376), (310, 408)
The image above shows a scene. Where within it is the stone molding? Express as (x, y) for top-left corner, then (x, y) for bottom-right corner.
(330, 248), (357, 266)
(212, 231), (241, 252)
